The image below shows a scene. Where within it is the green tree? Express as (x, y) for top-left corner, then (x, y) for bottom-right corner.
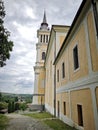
(8, 101), (12, 113)
(0, 92), (2, 101)
(15, 102), (20, 111)
(19, 103), (27, 111)
(0, 0), (13, 67)
(0, 102), (8, 110)
(12, 101), (15, 112)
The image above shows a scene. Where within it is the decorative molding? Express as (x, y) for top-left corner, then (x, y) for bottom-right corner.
(56, 73), (98, 93)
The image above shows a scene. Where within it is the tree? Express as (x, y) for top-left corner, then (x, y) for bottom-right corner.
(8, 101), (12, 113)
(19, 103), (27, 111)
(0, 92), (2, 101)
(0, 0), (13, 67)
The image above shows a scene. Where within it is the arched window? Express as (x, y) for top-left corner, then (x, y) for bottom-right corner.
(42, 52), (45, 60)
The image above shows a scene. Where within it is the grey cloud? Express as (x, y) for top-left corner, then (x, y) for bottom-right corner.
(0, 0), (82, 94)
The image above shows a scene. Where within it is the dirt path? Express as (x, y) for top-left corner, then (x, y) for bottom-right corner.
(6, 113), (53, 130)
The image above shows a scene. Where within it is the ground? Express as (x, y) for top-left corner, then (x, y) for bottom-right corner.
(6, 113), (53, 130)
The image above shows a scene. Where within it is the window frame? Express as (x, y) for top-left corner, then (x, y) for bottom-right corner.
(42, 52), (45, 60)
(77, 104), (84, 127)
(57, 69), (59, 82)
(73, 44), (80, 71)
(62, 62), (65, 79)
(63, 101), (66, 115)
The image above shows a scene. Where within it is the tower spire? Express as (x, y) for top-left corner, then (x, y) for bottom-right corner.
(40, 11), (49, 30)
(43, 10), (47, 24)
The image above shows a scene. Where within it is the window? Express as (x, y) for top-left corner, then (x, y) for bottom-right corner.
(40, 35), (42, 42)
(73, 45), (79, 70)
(57, 69), (59, 82)
(77, 105), (83, 126)
(58, 101), (60, 117)
(42, 52), (45, 60)
(46, 35), (48, 43)
(62, 62), (65, 78)
(43, 35), (45, 43)
(63, 102), (66, 115)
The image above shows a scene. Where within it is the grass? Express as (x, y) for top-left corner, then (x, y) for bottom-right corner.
(24, 112), (77, 130)
(24, 112), (53, 119)
(0, 114), (9, 130)
(44, 119), (77, 130)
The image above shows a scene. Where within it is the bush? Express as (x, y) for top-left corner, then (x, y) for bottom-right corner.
(19, 103), (27, 111)
(0, 102), (8, 110)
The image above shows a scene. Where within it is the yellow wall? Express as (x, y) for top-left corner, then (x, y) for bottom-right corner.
(56, 23), (89, 86)
(61, 92), (70, 117)
(56, 93), (61, 116)
(38, 68), (45, 104)
(95, 87), (98, 109)
(87, 11), (98, 72)
(70, 88), (95, 130)
(56, 49), (69, 87)
(69, 24), (89, 81)
(45, 44), (54, 108)
(60, 36), (65, 47)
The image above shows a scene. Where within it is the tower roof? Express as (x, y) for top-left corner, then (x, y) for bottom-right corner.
(40, 11), (49, 30)
(43, 11), (47, 24)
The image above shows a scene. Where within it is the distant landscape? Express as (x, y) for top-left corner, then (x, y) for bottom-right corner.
(1, 92), (32, 103)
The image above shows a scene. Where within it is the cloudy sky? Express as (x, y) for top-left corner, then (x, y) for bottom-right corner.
(0, 0), (82, 94)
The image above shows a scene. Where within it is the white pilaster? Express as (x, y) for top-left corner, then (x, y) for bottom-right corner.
(90, 86), (98, 130)
(32, 73), (39, 104)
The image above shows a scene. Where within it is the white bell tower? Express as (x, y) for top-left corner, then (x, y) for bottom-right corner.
(33, 11), (50, 104)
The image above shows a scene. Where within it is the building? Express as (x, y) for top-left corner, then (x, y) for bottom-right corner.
(33, 0), (98, 130)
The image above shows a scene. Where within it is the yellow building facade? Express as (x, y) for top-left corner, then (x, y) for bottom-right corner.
(33, 0), (98, 130)
(53, 0), (98, 130)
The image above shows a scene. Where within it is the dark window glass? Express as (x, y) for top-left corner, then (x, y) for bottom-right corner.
(42, 52), (45, 60)
(43, 35), (45, 43)
(46, 35), (48, 43)
(57, 69), (59, 82)
(40, 35), (42, 42)
(63, 102), (66, 115)
(77, 105), (83, 126)
(62, 62), (65, 78)
(73, 45), (79, 70)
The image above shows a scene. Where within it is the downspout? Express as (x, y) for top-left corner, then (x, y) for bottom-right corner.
(91, 0), (98, 38)
(53, 27), (56, 117)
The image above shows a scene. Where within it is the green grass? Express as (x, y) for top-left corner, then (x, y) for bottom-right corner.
(44, 119), (77, 130)
(0, 114), (9, 130)
(24, 112), (77, 130)
(24, 112), (53, 119)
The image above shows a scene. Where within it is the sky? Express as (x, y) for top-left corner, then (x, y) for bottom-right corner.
(0, 0), (82, 94)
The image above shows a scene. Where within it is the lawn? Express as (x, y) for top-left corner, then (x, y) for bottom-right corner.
(0, 114), (9, 130)
(44, 119), (77, 130)
(24, 112), (53, 119)
(24, 112), (77, 130)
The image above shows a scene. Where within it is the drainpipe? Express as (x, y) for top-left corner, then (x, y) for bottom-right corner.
(91, 0), (98, 38)
(53, 27), (56, 117)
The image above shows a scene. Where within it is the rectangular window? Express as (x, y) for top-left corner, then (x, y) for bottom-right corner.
(57, 69), (59, 82)
(43, 35), (45, 43)
(46, 35), (48, 43)
(62, 62), (65, 78)
(63, 102), (66, 115)
(58, 101), (60, 117)
(73, 45), (79, 70)
(77, 105), (83, 126)
(40, 35), (42, 42)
